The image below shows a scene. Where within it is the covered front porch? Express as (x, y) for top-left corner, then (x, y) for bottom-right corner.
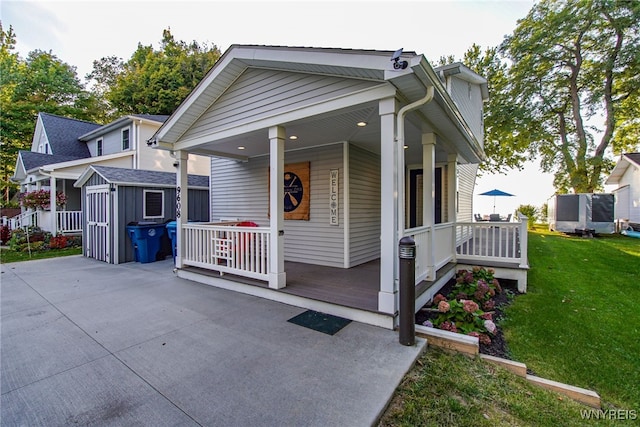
(151, 45), (522, 329)
(172, 216), (528, 328)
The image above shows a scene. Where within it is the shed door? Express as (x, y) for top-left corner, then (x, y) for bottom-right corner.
(86, 185), (111, 263)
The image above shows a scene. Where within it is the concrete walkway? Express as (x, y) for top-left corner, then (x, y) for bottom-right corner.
(1, 256), (425, 426)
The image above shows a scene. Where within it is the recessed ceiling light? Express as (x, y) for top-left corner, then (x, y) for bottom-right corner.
(289, 135), (298, 140)
(237, 146), (246, 150)
(357, 121), (367, 127)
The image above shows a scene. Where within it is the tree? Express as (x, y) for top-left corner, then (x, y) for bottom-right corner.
(0, 23), (101, 202)
(90, 28), (222, 116)
(499, 0), (640, 193)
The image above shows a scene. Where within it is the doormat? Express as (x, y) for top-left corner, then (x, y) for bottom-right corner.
(287, 310), (352, 335)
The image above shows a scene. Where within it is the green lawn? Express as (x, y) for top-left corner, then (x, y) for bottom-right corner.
(502, 228), (640, 409)
(381, 228), (639, 425)
(380, 347), (618, 427)
(0, 246), (82, 263)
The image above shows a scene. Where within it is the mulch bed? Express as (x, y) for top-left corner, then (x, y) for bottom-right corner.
(415, 278), (521, 360)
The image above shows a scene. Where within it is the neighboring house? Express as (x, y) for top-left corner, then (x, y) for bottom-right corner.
(150, 45), (529, 329)
(74, 165), (210, 264)
(605, 152), (640, 227)
(11, 112), (210, 235)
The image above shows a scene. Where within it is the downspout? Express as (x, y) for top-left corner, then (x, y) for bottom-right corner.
(395, 85), (434, 238)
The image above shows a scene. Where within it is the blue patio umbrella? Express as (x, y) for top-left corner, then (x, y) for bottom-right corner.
(479, 188), (515, 213)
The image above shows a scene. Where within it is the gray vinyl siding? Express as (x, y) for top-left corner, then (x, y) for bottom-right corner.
(210, 144), (346, 267)
(117, 186), (209, 264)
(449, 77), (485, 144)
(349, 145), (381, 266)
(457, 163), (478, 222)
(182, 68), (380, 141)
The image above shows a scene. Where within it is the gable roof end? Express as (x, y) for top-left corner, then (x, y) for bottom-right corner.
(39, 112), (100, 157)
(605, 152), (640, 185)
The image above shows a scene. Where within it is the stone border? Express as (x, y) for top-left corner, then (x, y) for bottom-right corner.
(415, 324), (601, 408)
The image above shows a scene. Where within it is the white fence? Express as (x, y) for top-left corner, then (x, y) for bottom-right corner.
(182, 223), (271, 281)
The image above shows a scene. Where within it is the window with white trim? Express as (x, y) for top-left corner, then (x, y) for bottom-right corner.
(97, 139), (103, 156)
(122, 128), (130, 150)
(143, 190), (164, 219)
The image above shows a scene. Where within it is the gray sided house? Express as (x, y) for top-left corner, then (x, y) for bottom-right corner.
(74, 166), (209, 264)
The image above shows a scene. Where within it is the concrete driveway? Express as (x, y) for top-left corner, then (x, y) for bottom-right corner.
(1, 256), (425, 426)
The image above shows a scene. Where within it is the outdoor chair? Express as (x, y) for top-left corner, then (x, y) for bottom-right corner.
(489, 214), (501, 222)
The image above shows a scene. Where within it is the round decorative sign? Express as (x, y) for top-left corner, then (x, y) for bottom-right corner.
(284, 172), (304, 212)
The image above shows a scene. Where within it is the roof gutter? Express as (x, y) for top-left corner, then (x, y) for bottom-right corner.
(396, 85), (435, 234)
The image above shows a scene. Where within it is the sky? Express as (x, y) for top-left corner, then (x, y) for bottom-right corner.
(1, 0), (556, 216)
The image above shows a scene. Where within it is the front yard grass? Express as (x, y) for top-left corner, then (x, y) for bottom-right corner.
(502, 228), (639, 410)
(380, 347), (617, 426)
(381, 227), (638, 425)
(0, 246), (82, 263)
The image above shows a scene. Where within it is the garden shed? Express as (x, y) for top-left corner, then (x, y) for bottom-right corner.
(74, 165), (209, 264)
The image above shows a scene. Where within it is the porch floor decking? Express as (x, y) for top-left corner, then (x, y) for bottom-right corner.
(185, 259), (455, 315)
(281, 260), (380, 312)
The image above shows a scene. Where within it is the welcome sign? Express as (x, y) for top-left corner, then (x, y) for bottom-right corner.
(330, 169), (338, 225)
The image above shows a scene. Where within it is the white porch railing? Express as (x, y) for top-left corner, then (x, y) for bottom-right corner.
(405, 225), (432, 284)
(57, 211), (82, 233)
(456, 217), (528, 268)
(405, 222), (456, 284)
(9, 210), (38, 230)
(182, 223), (271, 281)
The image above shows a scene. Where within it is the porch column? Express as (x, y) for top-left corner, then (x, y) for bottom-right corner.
(175, 150), (189, 269)
(50, 176), (57, 236)
(422, 133), (436, 280)
(447, 153), (458, 262)
(378, 97), (398, 314)
(269, 125), (286, 289)
(447, 153), (457, 223)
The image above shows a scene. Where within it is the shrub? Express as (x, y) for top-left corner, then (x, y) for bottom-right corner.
(49, 235), (68, 249)
(0, 225), (10, 245)
(517, 204), (538, 229)
(425, 267), (503, 343)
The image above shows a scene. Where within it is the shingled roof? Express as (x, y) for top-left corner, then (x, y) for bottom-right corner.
(76, 165), (209, 188)
(39, 113), (100, 157)
(18, 150), (86, 172)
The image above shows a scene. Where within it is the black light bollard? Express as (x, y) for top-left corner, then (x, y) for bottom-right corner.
(399, 236), (416, 346)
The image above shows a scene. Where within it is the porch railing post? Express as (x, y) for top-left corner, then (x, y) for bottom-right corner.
(399, 236), (416, 346)
(518, 214), (529, 268)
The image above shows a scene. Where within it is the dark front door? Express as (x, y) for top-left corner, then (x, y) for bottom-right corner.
(409, 168), (442, 228)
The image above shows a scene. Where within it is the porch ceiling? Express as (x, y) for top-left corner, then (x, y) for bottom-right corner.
(186, 101), (454, 164)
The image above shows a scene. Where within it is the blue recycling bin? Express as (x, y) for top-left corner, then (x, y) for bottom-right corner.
(166, 221), (177, 261)
(126, 222), (167, 263)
